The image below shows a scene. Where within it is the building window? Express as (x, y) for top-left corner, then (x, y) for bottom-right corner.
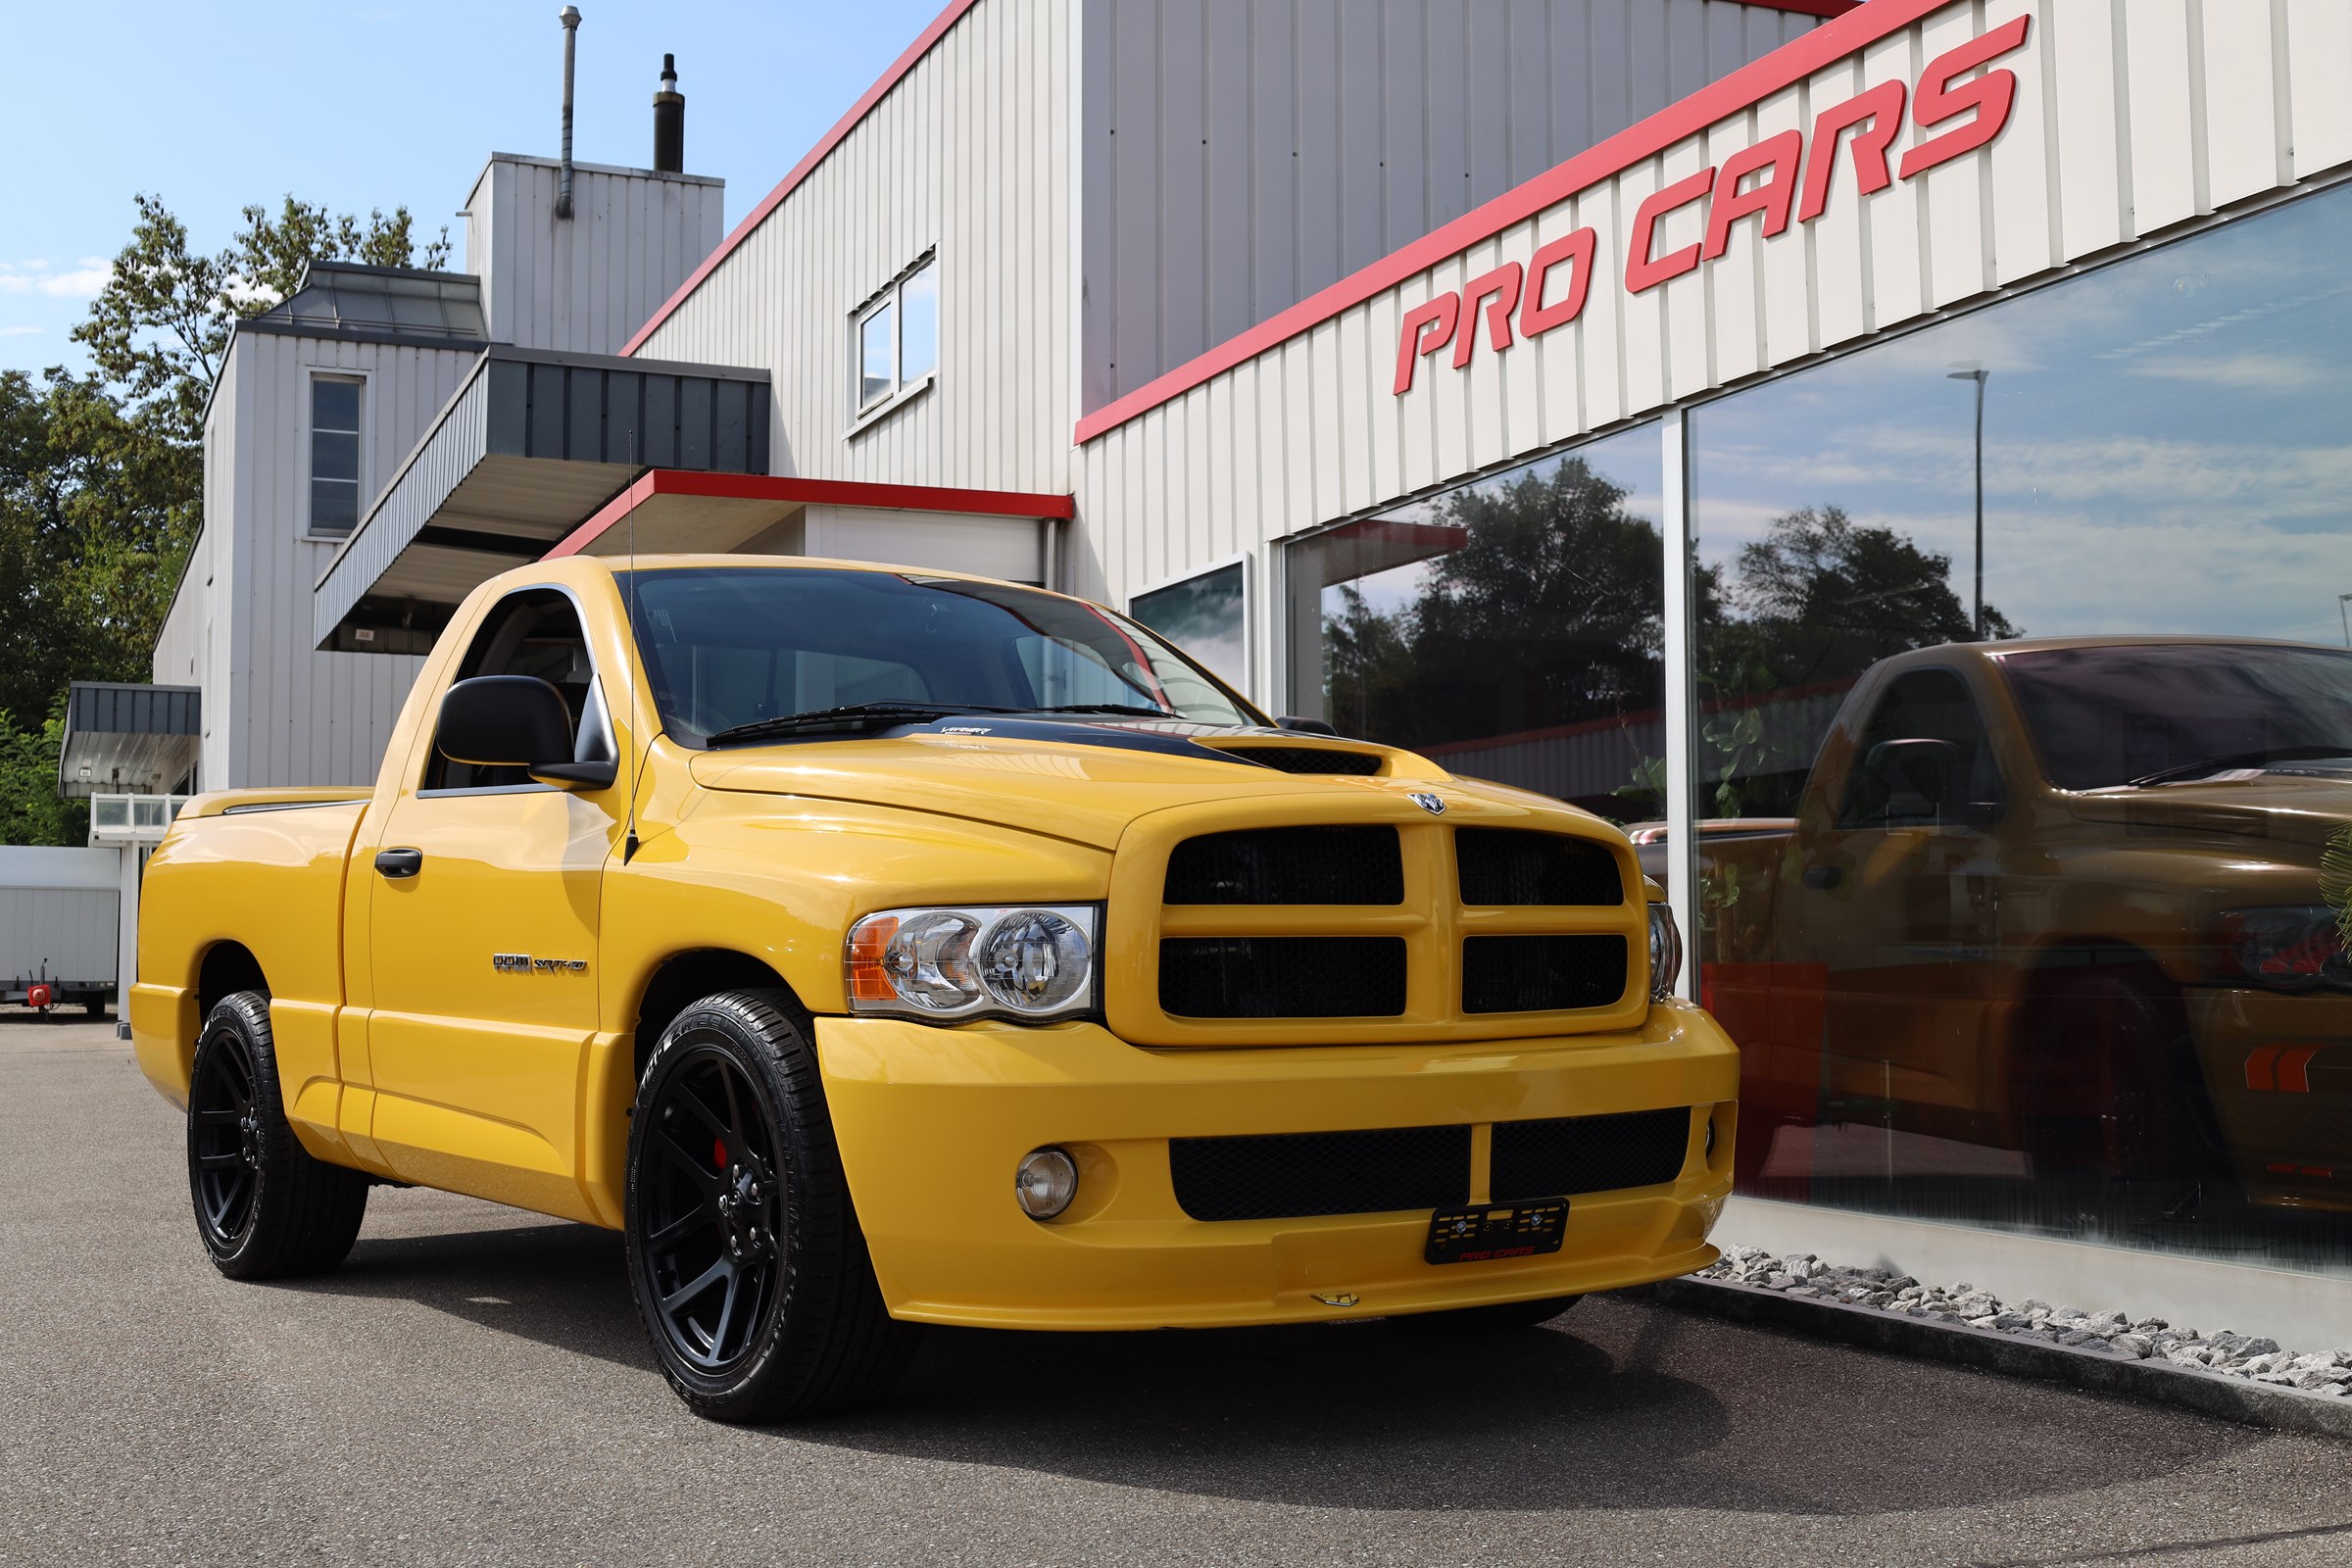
(309, 375), (364, 538)
(1284, 423), (1666, 822)
(1131, 560), (1248, 694)
(1683, 177), (2352, 1277)
(851, 254), (938, 422)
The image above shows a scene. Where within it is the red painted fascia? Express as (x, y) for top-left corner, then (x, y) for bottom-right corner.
(546, 468), (1076, 560)
(617, 0), (984, 358)
(1075, 0), (1941, 445)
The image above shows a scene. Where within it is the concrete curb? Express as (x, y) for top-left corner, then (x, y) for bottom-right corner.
(1630, 1276), (2352, 1444)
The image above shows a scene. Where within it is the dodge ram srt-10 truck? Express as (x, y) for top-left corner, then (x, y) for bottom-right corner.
(132, 556), (1736, 1420)
(1632, 636), (2352, 1215)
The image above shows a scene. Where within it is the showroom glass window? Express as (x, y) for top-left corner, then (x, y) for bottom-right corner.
(1131, 561), (1247, 693)
(309, 375), (364, 538)
(1687, 182), (2352, 1278)
(853, 254), (939, 418)
(1287, 423), (1665, 822)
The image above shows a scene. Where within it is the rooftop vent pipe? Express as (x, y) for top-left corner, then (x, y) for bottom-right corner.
(557, 6), (581, 220)
(654, 54), (684, 173)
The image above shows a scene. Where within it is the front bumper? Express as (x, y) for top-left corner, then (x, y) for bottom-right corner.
(815, 999), (1740, 1329)
(2188, 987), (2352, 1210)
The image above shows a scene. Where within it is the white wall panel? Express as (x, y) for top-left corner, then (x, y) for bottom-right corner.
(636, 0), (1070, 502)
(1073, 0), (2352, 684)
(2124, 0), (2198, 234)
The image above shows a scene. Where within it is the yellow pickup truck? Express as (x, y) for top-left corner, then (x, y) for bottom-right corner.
(132, 556), (1736, 1420)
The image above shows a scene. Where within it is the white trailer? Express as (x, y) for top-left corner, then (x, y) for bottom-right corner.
(0, 846), (120, 1013)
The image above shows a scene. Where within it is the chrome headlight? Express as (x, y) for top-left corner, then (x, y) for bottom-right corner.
(1647, 900), (1684, 1002)
(847, 904), (1100, 1021)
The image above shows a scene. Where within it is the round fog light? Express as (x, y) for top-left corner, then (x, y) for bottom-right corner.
(1014, 1147), (1079, 1220)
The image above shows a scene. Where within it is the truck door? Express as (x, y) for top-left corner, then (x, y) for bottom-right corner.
(364, 587), (622, 1220)
(1782, 667), (2009, 1147)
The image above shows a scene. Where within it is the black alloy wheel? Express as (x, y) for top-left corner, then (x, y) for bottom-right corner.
(637, 1044), (785, 1372)
(189, 1015), (264, 1244)
(185, 992), (369, 1279)
(624, 990), (920, 1422)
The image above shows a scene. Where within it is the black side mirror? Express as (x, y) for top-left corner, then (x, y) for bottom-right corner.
(1276, 714), (1339, 735)
(436, 676), (612, 788)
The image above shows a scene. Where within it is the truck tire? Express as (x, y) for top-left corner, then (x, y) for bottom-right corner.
(624, 990), (920, 1422)
(1392, 1296), (1582, 1334)
(186, 992), (369, 1279)
(2015, 967), (2196, 1184)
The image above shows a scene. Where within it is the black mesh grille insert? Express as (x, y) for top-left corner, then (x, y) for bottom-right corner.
(1160, 936), (1407, 1017)
(1461, 935), (1627, 1013)
(1170, 1124), (1471, 1220)
(1490, 1107), (1691, 1201)
(1164, 826), (1403, 905)
(1455, 828), (1624, 906)
(1216, 746), (1385, 775)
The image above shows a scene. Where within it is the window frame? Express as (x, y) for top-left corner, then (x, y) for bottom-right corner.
(1128, 553), (1253, 702)
(304, 370), (368, 541)
(847, 250), (939, 434)
(416, 582), (614, 797)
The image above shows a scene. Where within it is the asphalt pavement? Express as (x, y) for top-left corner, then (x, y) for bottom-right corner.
(6, 1013), (2351, 1567)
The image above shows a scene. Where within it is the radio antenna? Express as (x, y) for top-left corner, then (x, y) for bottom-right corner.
(622, 422), (642, 863)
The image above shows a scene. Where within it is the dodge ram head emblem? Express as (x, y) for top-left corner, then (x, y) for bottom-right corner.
(1409, 792), (1446, 815)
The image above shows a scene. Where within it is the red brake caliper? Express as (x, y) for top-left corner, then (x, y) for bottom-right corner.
(713, 1138), (728, 1169)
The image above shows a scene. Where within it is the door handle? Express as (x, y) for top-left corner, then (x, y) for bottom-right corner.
(1801, 862), (1842, 891)
(374, 848), (423, 880)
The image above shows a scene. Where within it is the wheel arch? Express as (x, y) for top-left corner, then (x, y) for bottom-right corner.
(628, 948), (800, 1083)
(196, 941), (270, 1019)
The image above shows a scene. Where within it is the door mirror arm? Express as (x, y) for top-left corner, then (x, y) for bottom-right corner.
(528, 760), (618, 790)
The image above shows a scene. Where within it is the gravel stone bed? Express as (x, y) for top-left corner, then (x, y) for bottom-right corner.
(1702, 1245), (2352, 1396)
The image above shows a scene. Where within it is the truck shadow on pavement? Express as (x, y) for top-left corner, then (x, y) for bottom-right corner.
(295, 1216), (2266, 1516)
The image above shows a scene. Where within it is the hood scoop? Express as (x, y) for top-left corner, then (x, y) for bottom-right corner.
(1198, 741), (1388, 776)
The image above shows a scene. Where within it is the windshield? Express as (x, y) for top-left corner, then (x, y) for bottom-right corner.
(1996, 644), (2352, 789)
(618, 566), (1259, 745)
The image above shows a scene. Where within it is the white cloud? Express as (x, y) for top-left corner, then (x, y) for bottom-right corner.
(0, 258), (109, 300)
(0, 325), (41, 336)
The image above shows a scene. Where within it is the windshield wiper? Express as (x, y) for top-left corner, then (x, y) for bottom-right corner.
(1023, 702), (1177, 718)
(706, 703), (1023, 746)
(2126, 744), (2352, 787)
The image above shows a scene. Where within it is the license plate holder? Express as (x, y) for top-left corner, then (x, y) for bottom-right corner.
(1424, 1198), (1569, 1264)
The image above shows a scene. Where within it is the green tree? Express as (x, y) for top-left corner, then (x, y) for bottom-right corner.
(0, 709), (84, 847)
(73, 192), (448, 444)
(1326, 457), (1691, 753)
(1720, 504), (2019, 694)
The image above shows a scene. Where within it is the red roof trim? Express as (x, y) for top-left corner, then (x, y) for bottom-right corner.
(546, 468), (1075, 560)
(617, 0), (984, 358)
(1074, 0), (1932, 445)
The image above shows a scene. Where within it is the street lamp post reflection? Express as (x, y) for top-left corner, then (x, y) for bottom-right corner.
(1947, 366), (1990, 640)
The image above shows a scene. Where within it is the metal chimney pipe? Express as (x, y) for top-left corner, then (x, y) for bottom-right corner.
(557, 7), (581, 220)
(653, 53), (684, 173)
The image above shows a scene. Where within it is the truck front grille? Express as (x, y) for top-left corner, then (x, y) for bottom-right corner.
(1159, 936), (1407, 1017)
(1170, 1109), (1693, 1221)
(1460, 935), (1628, 1013)
(1163, 825), (1402, 905)
(1489, 1107), (1692, 1201)
(1456, 827), (1624, 906)
(1169, 1124), (1470, 1220)
(1124, 808), (1645, 1045)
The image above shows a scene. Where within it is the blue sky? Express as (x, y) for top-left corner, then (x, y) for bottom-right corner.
(0, 0), (951, 378)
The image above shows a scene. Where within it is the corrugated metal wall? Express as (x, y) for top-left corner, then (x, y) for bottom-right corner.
(631, 0), (1072, 498)
(466, 158), (727, 356)
(1076, 0), (2352, 679)
(214, 333), (479, 789)
(1081, 0), (1821, 409)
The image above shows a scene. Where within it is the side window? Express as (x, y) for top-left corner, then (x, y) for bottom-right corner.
(309, 375), (364, 538)
(849, 252), (938, 422)
(1837, 669), (2004, 829)
(422, 590), (612, 791)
